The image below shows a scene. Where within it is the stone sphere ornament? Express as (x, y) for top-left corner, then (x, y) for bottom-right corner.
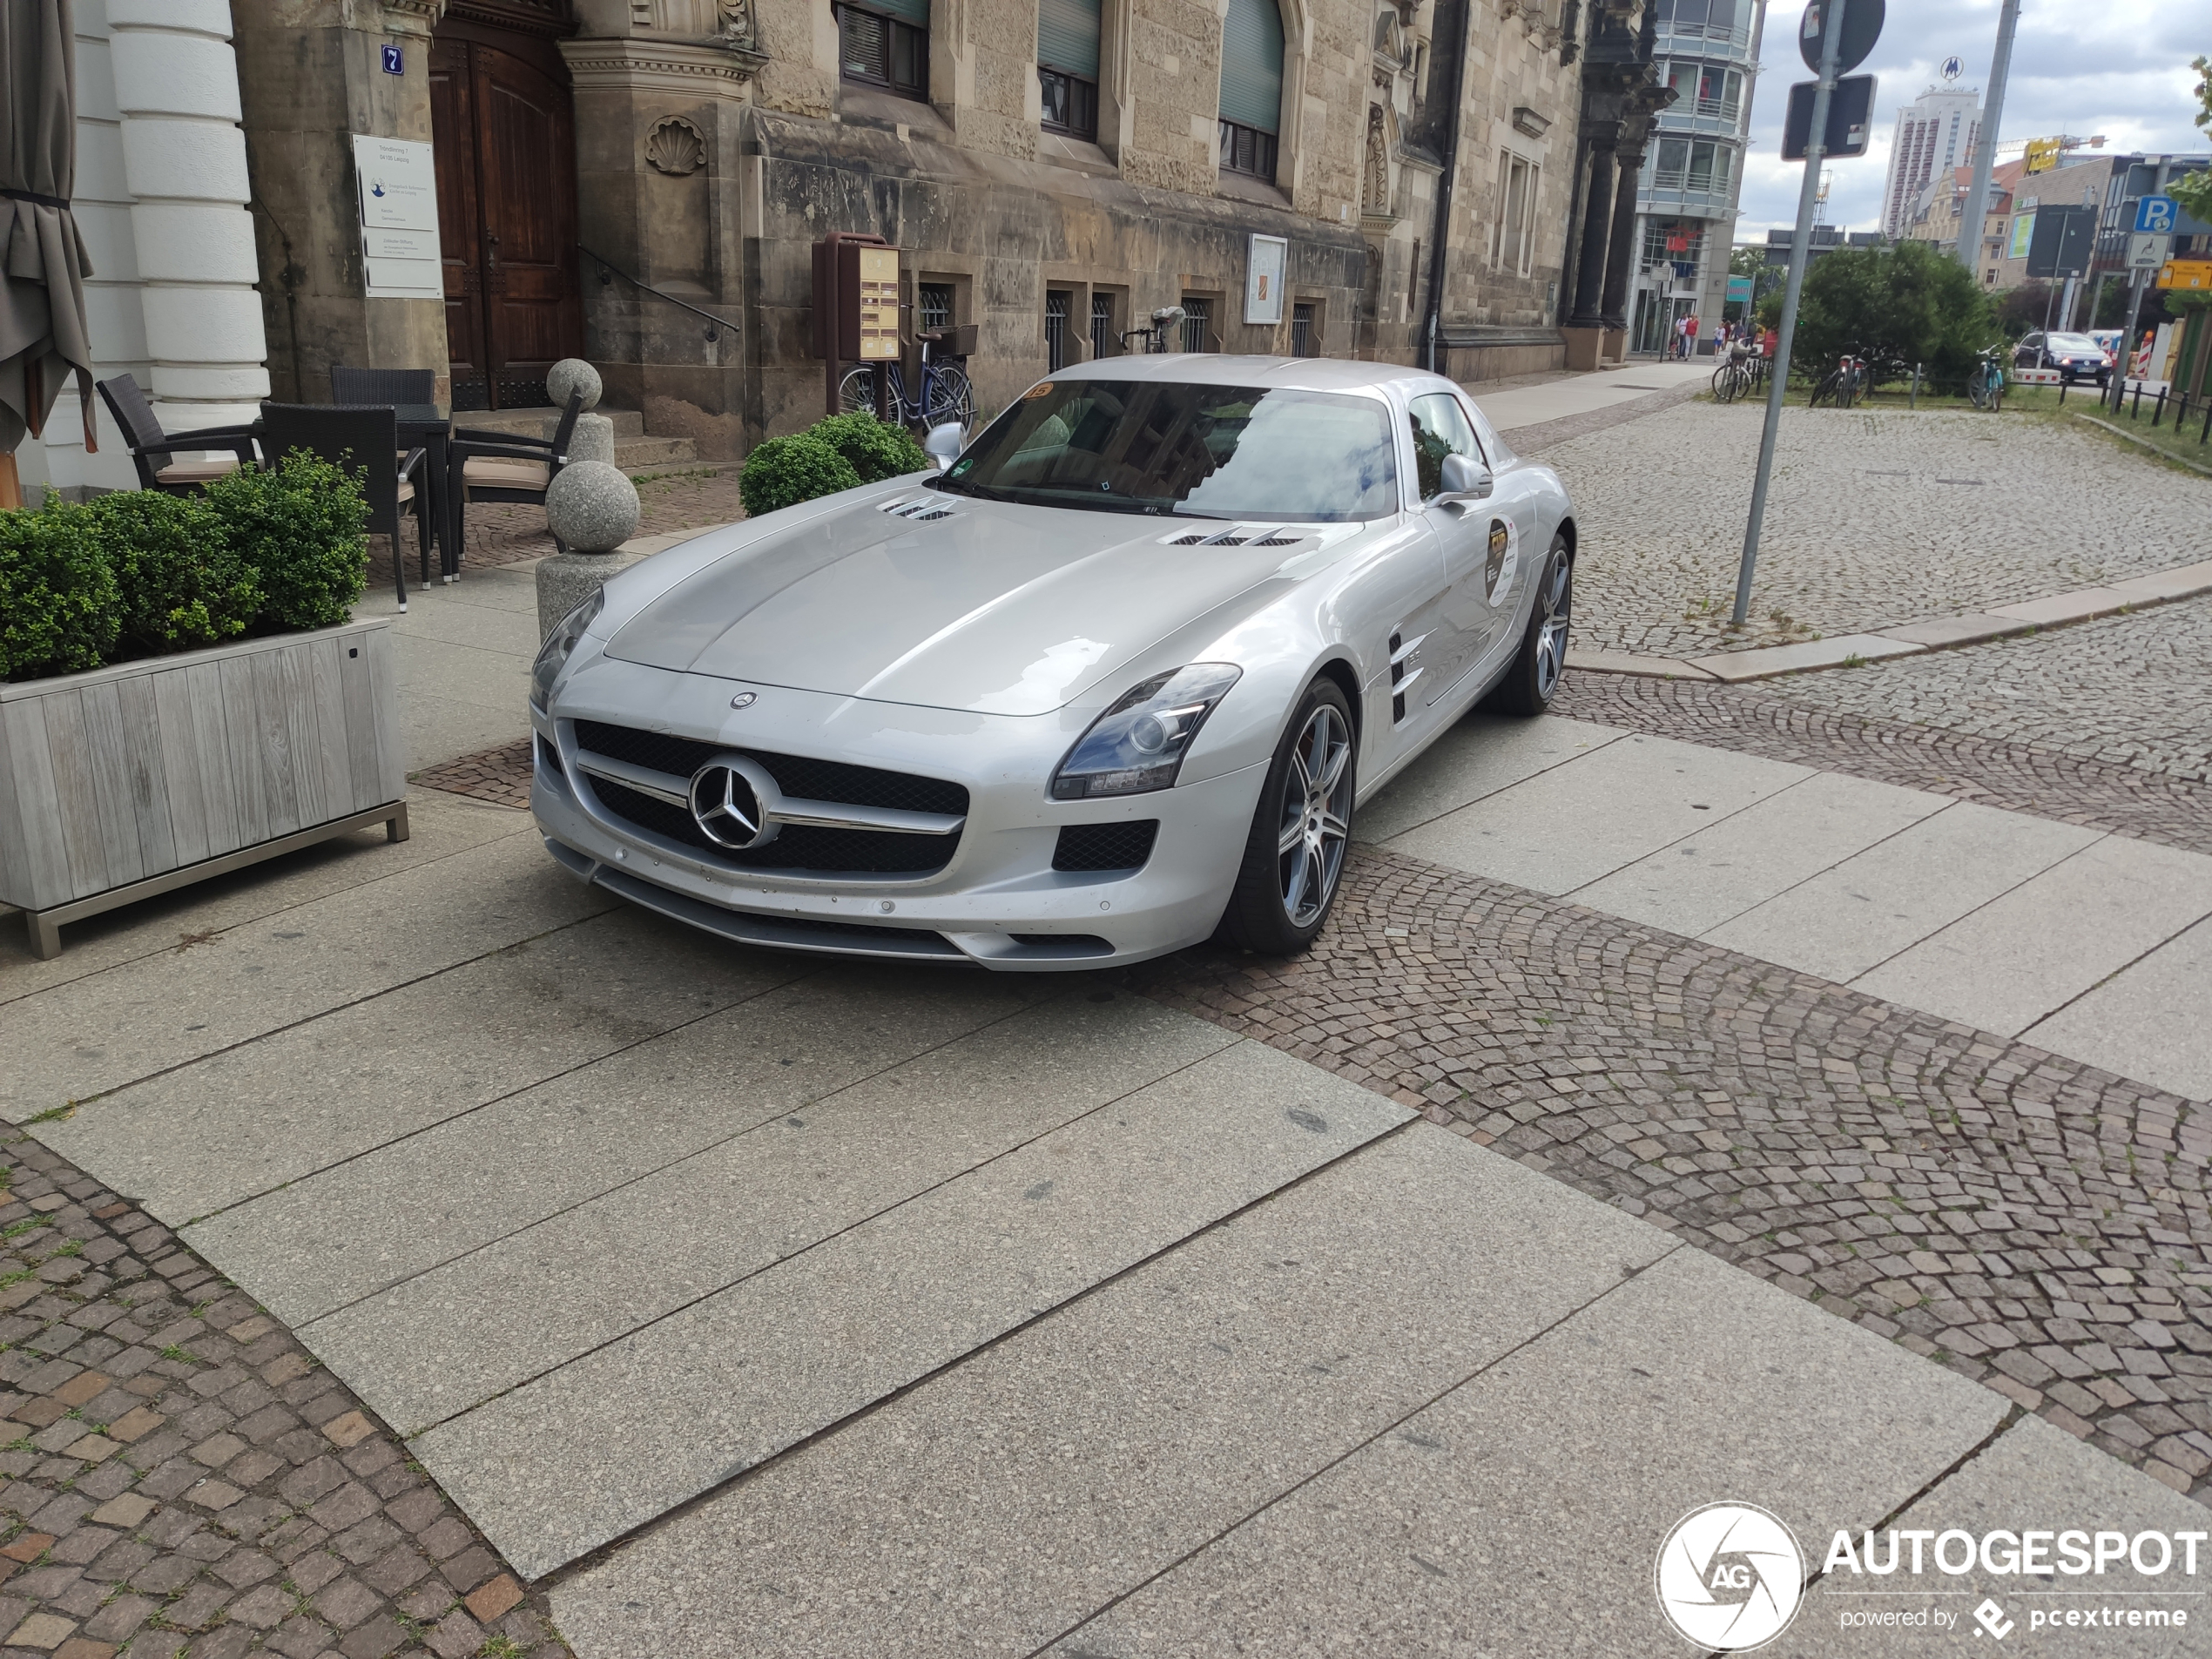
(545, 460), (639, 555)
(545, 358), (603, 414)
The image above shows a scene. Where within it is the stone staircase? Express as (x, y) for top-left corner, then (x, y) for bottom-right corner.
(455, 405), (703, 471)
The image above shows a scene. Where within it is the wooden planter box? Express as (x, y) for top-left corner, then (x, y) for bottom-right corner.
(0, 618), (408, 958)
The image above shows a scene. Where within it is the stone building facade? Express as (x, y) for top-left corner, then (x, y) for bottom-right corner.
(202, 0), (1657, 462)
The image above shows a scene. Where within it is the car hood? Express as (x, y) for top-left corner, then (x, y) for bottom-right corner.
(604, 490), (1325, 715)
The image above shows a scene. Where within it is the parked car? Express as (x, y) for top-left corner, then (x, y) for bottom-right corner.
(2013, 331), (2112, 386)
(529, 358), (1578, 969)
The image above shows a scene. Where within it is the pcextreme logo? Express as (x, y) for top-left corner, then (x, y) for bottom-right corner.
(1656, 1502), (1807, 1651)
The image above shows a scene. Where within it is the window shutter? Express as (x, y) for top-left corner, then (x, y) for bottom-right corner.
(1038, 0), (1101, 79)
(1218, 0), (1284, 134)
(867, 0), (930, 29)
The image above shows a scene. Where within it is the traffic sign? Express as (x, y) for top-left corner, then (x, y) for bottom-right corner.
(2135, 195), (2177, 234)
(1781, 75), (1876, 161)
(1799, 0), (1883, 75)
(2159, 260), (2212, 293)
(2128, 233), (2170, 270)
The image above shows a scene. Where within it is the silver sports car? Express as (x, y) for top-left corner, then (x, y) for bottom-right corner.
(529, 356), (1575, 969)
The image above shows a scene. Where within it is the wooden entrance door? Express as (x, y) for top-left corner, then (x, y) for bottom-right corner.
(430, 35), (582, 409)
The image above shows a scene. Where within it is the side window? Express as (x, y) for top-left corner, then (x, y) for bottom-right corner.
(1408, 394), (1481, 500)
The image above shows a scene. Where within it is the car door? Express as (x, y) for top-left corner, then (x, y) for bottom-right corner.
(1409, 392), (1496, 700)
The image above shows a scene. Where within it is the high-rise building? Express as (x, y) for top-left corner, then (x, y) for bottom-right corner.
(1881, 86), (1983, 239)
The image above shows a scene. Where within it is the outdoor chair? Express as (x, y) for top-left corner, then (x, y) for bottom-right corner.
(96, 374), (257, 496)
(329, 367), (435, 406)
(259, 402), (429, 612)
(446, 388), (584, 551)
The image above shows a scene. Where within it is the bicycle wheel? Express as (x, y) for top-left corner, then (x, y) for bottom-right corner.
(837, 365), (880, 415)
(925, 362), (973, 431)
(1711, 364), (1737, 402)
(1989, 376), (2004, 415)
(1811, 371), (1839, 408)
(1967, 369), (1989, 410)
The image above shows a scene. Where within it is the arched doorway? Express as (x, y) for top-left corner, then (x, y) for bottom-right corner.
(431, 7), (583, 409)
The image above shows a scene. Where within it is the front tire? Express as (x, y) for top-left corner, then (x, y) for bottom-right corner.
(1488, 535), (1573, 717)
(1216, 678), (1357, 956)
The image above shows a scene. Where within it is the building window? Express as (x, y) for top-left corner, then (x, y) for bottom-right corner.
(1038, 0), (1101, 139)
(1088, 292), (1116, 359)
(1494, 152), (1536, 274)
(839, 0), (928, 100)
(1180, 296), (1212, 352)
(1045, 290), (1071, 371)
(918, 282), (954, 335)
(1217, 0), (1284, 179)
(1291, 300), (1315, 356)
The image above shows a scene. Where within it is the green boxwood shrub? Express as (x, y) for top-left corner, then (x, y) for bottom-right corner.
(0, 498), (120, 680)
(204, 449), (369, 632)
(812, 411), (931, 483)
(88, 489), (263, 658)
(738, 432), (864, 517)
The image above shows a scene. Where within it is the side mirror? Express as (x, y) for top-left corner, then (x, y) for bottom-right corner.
(923, 421), (964, 473)
(1438, 451), (1494, 503)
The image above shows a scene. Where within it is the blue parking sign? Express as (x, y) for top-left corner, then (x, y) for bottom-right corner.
(2135, 195), (2175, 234)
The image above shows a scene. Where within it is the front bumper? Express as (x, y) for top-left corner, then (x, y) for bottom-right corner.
(529, 658), (1265, 971)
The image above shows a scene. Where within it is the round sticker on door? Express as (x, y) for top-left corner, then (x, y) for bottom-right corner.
(1485, 516), (1518, 604)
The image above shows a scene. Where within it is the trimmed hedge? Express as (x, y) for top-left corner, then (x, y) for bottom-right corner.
(0, 451), (369, 683)
(738, 411), (932, 517)
(738, 432), (863, 517)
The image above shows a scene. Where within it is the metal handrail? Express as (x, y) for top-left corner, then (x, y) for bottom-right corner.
(579, 245), (736, 342)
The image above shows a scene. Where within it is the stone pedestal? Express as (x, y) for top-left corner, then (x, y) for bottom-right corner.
(1601, 327), (1628, 365)
(537, 550), (649, 641)
(567, 412), (617, 465)
(1563, 327), (1606, 372)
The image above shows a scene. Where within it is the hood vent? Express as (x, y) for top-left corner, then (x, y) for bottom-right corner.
(1162, 523), (1320, 550)
(879, 493), (959, 523)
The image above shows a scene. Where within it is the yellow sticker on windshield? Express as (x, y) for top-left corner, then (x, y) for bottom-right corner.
(1023, 381), (1055, 400)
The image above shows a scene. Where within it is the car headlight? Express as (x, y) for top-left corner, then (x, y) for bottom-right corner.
(1050, 663), (1241, 799)
(532, 589), (603, 711)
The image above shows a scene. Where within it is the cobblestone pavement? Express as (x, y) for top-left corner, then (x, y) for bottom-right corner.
(1551, 671), (2212, 858)
(1757, 594), (2212, 785)
(1550, 402), (2212, 656)
(1131, 843), (2212, 1502)
(1487, 374), (1701, 455)
(0, 1134), (570, 1659)
(408, 743), (534, 812)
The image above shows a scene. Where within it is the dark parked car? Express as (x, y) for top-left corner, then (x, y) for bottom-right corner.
(2013, 331), (2112, 387)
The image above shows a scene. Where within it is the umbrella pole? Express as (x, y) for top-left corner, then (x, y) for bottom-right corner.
(0, 454), (19, 510)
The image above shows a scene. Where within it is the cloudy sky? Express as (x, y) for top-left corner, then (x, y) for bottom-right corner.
(1732, 0), (2208, 235)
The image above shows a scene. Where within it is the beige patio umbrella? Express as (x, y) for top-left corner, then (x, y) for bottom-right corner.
(0, 0), (95, 506)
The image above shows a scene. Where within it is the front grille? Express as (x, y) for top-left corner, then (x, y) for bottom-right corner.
(572, 721), (967, 817)
(590, 779), (957, 875)
(1053, 820), (1159, 873)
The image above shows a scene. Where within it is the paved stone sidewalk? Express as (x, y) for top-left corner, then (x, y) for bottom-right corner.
(1132, 842), (2212, 1502)
(1552, 401), (2212, 657)
(0, 1134), (569, 1659)
(1764, 593), (2212, 784)
(1552, 672), (2212, 858)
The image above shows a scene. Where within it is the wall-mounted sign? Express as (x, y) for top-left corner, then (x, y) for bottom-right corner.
(1245, 234), (1288, 327)
(2007, 212), (2034, 260)
(381, 44), (404, 75)
(352, 135), (442, 299)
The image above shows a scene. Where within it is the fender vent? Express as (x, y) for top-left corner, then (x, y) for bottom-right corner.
(1388, 628), (1425, 725)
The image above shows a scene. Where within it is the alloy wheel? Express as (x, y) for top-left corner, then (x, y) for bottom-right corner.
(1276, 704), (1352, 928)
(1534, 554), (1572, 700)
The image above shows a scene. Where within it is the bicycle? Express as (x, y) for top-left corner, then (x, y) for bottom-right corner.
(1810, 352), (1865, 409)
(1966, 349), (2006, 413)
(837, 330), (974, 431)
(1710, 345), (1757, 404)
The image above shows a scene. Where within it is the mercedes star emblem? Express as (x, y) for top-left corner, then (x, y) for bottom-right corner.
(689, 761), (777, 849)
(730, 691), (757, 709)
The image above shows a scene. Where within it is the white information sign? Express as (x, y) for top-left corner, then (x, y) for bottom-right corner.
(1244, 233), (1288, 327)
(2128, 233), (2171, 271)
(352, 135), (442, 299)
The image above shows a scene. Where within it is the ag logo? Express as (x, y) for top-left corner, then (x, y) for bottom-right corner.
(1484, 516), (1518, 604)
(1655, 1501), (1804, 1651)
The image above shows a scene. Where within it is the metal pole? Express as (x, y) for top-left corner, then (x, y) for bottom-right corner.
(2109, 269), (2148, 413)
(1953, 0), (2020, 276)
(1731, 0), (1845, 630)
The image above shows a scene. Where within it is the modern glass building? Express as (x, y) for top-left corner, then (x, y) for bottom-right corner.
(1629, 0), (1766, 355)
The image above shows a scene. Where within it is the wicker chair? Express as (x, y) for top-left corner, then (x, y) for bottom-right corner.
(329, 367), (435, 406)
(259, 403), (429, 612)
(446, 389), (584, 550)
(95, 374), (257, 495)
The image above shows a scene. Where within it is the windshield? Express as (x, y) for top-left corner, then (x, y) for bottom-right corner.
(2049, 334), (2101, 353)
(941, 380), (1400, 522)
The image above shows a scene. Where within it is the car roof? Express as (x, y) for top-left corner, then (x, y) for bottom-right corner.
(1046, 354), (1460, 401)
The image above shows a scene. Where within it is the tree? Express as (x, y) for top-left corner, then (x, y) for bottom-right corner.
(1787, 239), (1997, 389)
(2168, 57), (2212, 223)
